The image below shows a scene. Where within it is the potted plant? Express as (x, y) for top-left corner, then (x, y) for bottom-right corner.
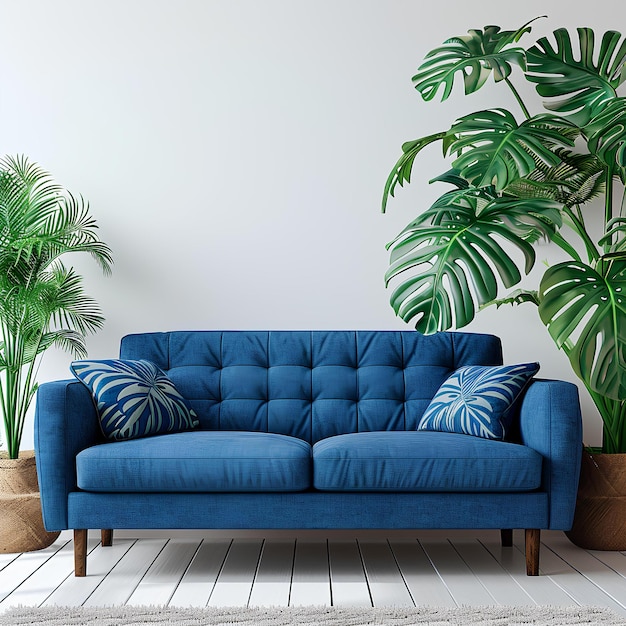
(0, 155), (112, 553)
(382, 17), (626, 549)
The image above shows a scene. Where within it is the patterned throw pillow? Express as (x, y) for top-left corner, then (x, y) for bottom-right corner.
(71, 359), (199, 441)
(417, 362), (540, 440)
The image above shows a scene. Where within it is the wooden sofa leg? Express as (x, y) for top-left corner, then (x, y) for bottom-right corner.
(501, 529), (513, 547)
(525, 528), (540, 576)
(101, 529), (113, 547)
(74, 529), (87, 577)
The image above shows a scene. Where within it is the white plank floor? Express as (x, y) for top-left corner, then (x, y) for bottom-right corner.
(2, 529), (626, 614)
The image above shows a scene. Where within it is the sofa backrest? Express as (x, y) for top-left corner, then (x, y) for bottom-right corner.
(120, 330), (503, 443)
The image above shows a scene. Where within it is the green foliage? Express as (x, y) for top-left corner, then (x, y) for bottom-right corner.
(586, 98), (626, 172)
(539, 257), (626, 401)
(481, 289), (540, 308)
(382, 18), (626, 452)
(0, 156), (112, 458)
(385, 188), (561, 333)
(413, 20), (538, 101)
(447, 110), (577, 190)
(382, 132), (449, 213)
(526, 28), (626, 125)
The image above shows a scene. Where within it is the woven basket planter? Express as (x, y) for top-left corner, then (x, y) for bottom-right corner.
(566, 451), (626, 551)
(0, 451), (60, 553)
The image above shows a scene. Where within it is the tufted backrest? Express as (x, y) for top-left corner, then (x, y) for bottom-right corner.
(120, 330), (502, 443)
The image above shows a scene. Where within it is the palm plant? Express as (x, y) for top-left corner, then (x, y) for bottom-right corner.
(0, 155), (112, 459)
(383, 17), (626, 453)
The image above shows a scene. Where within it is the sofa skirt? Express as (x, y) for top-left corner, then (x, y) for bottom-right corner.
(65, 491), (551, 531)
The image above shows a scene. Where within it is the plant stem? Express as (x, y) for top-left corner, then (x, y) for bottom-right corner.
(587, 387), (626, 454)
(15, 334), (43, 455)
(562, 206), (600, 264)
(504, 77), (531, 120)
(604, 165), (615, 253)
(605, 398), (626, 454)
(0, 322), (19, 459)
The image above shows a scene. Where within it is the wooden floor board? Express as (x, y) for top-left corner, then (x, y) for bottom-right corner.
(248, 539), (295, 607)
(0, 553), (20, 572)
(588, 548), (626, 578)
(208, 539), (263, 607)
(82, 539), (168, 607)
(43, 539), (136, 607)
(328, 540), (371, 607)
(419, 539), (496, 606)
(514, 534), (626, 616)
(168, 539), (231, 608)
(0, 538), (94, 609)
(289, 539), (331, 606)
(4, 530), (626, 613)
(540, 534), (626, 614)
(126, 539), (200, 607)
(451, 540), (535, 606)
(479, 538), (576, 607)
(358, 540), (413, 607)
(388, 539), (456, 607)
(0, 539), (71, 605)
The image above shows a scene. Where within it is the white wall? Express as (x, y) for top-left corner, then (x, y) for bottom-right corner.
(1, 0), (623, 450)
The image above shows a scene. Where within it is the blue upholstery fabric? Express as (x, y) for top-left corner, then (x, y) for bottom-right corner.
(67, 491), (549, 530)
(35, 380), (102, 530)
(33, 330), (583, 538)
(120, 331), (503, 442)
(518, 379), (583, 529)
(76, 431), (312, 492)
(70, 359), (199, 440)
(417, 362), (540, 440)
(313, 431), (542, 492)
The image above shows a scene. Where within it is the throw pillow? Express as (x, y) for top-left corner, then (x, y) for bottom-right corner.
(417, 362), (540, 440)
(70, 359), (199, 441)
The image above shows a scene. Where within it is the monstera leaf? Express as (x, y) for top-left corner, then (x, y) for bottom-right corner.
(385, 187), (563, 333)
(539, 256), (626, 400)
(428, 169), (471, 189)
(447, 110), (578, 191)
(526, 28), (626, 125)
(586, 97), (626, 170)
(484, 289), (540, 308)
(413, 22), (534, 101)
(381, 132), (449, 212)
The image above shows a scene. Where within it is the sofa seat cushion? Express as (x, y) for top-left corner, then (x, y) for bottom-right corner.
(312, 431), (542, 492)
(76, 431), (312, 493)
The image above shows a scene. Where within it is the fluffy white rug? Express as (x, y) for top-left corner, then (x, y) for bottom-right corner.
(1, 605), (625, 626)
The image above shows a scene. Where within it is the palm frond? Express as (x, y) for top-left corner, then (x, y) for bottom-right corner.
(504, 148), (606, 207)
(43, 263), (105, 336)
(38, 330), (88, 359)
(0, 155), (112, 458)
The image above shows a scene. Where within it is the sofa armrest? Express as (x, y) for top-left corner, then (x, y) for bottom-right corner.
(518, 379), (583, 529)
(34, 380), (101, 531)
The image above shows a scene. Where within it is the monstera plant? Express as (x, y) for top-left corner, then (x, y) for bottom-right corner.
(383, 18), (626, 453)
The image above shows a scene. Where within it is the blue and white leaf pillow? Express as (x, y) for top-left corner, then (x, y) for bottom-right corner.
(71, 359), (199, 441)
(417, 362), (540, 440)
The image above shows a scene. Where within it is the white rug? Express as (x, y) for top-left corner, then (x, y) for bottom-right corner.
(1, 605), (625, 626)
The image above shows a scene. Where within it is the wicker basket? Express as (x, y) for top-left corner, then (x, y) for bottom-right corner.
(0, 451), (60, 553)
(566, 451), (626, 551)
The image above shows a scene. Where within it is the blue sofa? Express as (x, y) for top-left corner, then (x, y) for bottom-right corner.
(34, 330), (583, 577)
